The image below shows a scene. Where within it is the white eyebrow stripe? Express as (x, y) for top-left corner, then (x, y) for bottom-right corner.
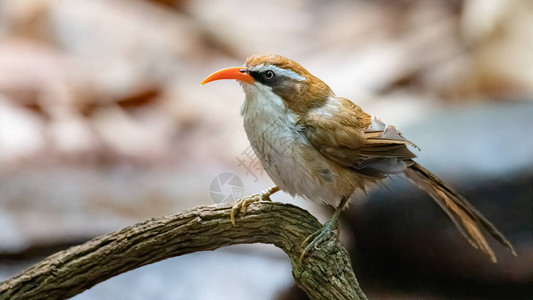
(270, 65), (306, 81)
(248, 64), (306, 81)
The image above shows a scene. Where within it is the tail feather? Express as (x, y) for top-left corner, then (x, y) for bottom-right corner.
(404, 162), (516, 263)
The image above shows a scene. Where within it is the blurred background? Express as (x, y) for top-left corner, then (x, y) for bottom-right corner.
(0, 0), (532, 299)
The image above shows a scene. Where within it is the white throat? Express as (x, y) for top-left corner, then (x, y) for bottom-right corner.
(240, 83), (299, 152)
(241, 83), (286, 118)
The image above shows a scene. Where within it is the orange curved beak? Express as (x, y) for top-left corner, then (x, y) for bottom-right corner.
(201, 67), (255, 85)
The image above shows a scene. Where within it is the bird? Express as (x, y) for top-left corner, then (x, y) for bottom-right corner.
(201, 54), (516, 263)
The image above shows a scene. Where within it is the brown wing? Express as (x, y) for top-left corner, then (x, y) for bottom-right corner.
(298, 97), (418, 177)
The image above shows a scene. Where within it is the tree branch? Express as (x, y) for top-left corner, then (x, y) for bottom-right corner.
(0, 195), (367, 300)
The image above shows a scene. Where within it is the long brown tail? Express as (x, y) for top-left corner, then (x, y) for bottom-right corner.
(404, 162), (516, 263)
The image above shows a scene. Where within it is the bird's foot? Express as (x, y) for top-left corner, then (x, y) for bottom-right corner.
(299, 218), (338, 262)
(230, 186), (279, 226)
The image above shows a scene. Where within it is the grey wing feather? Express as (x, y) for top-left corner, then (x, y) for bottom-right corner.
(354, 117), (418, 175)
(365, 117), (420, 150)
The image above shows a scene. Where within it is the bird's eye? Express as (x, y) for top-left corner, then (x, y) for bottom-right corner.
(264, 70), (275, 80)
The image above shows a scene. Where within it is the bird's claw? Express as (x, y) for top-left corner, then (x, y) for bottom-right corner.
(230, 187), (278, 226)
(299, 219), (338, 263)
(230, 196), (260, 226)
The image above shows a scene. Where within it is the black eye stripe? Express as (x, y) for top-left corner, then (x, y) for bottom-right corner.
(249, 70), (279, 86)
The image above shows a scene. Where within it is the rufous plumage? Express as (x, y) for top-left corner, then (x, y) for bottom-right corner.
(202, 54), (515, 262)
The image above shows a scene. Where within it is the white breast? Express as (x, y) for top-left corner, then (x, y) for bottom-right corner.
(240, 84), (345, 206)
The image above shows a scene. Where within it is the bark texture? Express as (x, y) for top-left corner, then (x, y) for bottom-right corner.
(0, 195), (367, 300)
